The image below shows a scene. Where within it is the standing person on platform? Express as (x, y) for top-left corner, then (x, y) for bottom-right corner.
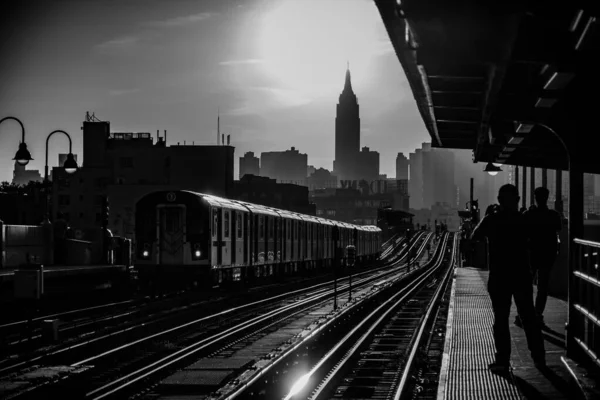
(517, 187), (562, 328)
(471, 184), (546, 372)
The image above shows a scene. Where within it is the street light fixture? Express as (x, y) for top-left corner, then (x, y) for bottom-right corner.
(63, 152), (78, 174)
(0, 116), (33, 166)
(484, 162), (502, 176)
(44, 130), (79, 220)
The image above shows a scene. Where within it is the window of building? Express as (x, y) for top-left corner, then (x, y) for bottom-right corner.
(224, 210), (230, 238)
(316, 210), (323, 216)
(79, 195), (84, 201)
(58, 195), (70, 206)
(95, 195), (104, 205)
(120, 157), (134, 168)
(237, 214), (242, 238)
(95, 213), (102, 223)
(79, 178), (84, 184)
(79, 213), (84, 219)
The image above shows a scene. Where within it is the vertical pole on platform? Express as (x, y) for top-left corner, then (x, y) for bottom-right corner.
(567, 159), (584, 361)
(522, 166), (527, 209)
(515, 166), (520, 208)
(530, 166), (536, 207)
(555, 170), (564, 215)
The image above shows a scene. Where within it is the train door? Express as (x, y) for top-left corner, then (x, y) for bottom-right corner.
(230, 210), (236, 266)
(243, 213), (249, 265)
(158, 205), (186, 265)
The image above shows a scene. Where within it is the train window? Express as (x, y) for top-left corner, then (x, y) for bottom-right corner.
(212, 209), (218, 237)
(224, 210), (230, 238)
(237, 214), (242, 238)
(287, 220), (290, 239)
(269, 218), (274, 239)
(259, 216), (264, 239)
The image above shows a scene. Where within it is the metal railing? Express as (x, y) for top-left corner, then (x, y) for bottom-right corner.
(572, 238), (600, 369)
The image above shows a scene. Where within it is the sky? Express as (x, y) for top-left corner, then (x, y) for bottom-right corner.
(0, 0), (431, 182)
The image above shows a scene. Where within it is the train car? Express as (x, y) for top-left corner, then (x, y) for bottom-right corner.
(134, 190), (383, 287)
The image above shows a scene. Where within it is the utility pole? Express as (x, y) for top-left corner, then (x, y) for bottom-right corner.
(333, 226), (339, 310)
(406, 228), (412, 272)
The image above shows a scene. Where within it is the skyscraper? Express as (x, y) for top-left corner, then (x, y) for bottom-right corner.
(333, 66), (360, 182)
(396, 153), (409, 180)
(239, 151), (260, 178)
(260, 147), (308, 186)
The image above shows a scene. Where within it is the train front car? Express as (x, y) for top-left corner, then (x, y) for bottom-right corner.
(134, 190), (211, 289)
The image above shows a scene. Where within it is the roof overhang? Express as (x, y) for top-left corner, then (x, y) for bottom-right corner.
(375, 0), (600, 173)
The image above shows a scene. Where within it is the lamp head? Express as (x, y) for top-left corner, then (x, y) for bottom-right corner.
(484, 162), (502, 176)
(64, 152), (78, 174)
(13, 142), (33, 166)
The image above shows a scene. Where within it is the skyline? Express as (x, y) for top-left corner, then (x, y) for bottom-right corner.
(0, 0), (430, 182)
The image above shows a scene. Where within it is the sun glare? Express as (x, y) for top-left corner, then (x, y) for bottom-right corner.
(258, 0), (382, 99)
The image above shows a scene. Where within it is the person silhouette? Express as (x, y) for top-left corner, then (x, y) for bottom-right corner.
(522, 187), (562, 327)
(471, 184), (545, 372)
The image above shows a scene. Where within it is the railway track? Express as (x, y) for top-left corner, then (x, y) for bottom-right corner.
(209, 232), (456, 400)
(1, 233), (431, 399)
(0, 233), (418, 361)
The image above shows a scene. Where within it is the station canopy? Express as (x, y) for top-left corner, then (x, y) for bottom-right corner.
(374, 0), (600, 173)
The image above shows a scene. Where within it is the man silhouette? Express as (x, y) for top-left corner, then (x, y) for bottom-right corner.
(524, 187), (562, 327)
(471, 184), (545, 372)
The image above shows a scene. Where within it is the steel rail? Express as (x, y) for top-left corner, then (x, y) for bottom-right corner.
(307, 233), (452, 400)
(0, 234), (423, 378)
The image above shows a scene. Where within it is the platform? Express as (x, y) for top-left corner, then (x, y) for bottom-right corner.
(437, 267), (575, 400)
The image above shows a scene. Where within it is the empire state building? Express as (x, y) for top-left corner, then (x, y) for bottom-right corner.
(333, 66), (361, 182)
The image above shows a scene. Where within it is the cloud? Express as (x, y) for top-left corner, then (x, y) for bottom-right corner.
(219, 59), (264, 66)
(145, 12), (215, 28)
(96, 36), (139, 51)
(227, 86), (313, 116)
(109, 88), (140, 96)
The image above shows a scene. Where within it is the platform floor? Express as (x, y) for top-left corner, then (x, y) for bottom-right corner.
(438, 267), (573, 400)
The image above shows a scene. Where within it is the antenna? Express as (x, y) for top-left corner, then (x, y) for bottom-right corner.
(217, 107), (220, 145)
(227, 134), (230, 145)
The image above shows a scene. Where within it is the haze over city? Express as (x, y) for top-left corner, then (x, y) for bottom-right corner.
(0, 0), (432, 182)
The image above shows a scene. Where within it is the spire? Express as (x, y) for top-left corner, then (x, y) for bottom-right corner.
(343, 62), (354, 94)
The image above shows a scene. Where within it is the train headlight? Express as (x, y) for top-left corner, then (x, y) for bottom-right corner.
(191, 244), (202, 260)
(140, 243), (151, 259)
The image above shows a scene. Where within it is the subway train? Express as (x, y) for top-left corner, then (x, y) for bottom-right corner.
(134, 190), (382, 286)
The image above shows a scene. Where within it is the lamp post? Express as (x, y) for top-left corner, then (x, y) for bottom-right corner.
(0, 116), (34, 166)
(44, 130), (79, 221)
